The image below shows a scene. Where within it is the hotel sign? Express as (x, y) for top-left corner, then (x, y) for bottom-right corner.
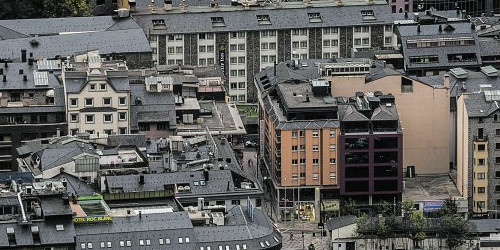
(219, 45), (226, 76)
(73, 216), (112, 224)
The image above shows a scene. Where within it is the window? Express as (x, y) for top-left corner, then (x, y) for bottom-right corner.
(385, 25), (393, 32)
(300, 159), (305, 164)
(330, 158), (336, 164)
(199, 46), (206, 53)
(70, 98), (78, 107)
(300, 130), (305, 137)
(146, 240), (150, 246)
(312, 145), (319, 151)
(261, 55), (268, 63)
(292, 42), (299, 48)
(300, 172), (306, 179)
(478, 187), (486, 193)
(477, 158), (486, 165)
(330, 144), (336, 151)
(139, 240), (144, 246)
(88, 243), (93, 249)
(354, 39), (361, 45)
(292, 145), (298, 151)
(179, 237), (183, 244)
(103, 98), (111, 106)
(477, 172), (486, 179)
(497, 171), (500, 178)
(362, 26), (370, 32)
(81, 243), (86, 249)
(497, 157), (500, 164)
(270, 43), (276, 50)
(166, 239), (171, 244)
(354, 27), (361, 32)
(69, 113), (78, 122)
(119, 241), (125, 247)
(230, 70), (237, 76)
(477, 201), (485, 209)
(330, 172), (336, 179)
(118, 112), (126, 121)
(401, 77), (413, 93)
(238, 69), (245, 76)
(104, 129), (112, 135)
(126, 241), (131, 247)
(230, 57), (237, 64)
(104, 114), (112, 123)
(478, 144), (486, 151)
(362, 38), (369, 45)
(300, 41), (307, 48)
(238, 57), (245, 64)
(494, 114), (498, 122)
(313, 158), (319, 165)
(119, 127), (127, 134)
(496, 143), (500, 150)
(207, 58), (215, 65)
(385, 37), (392, 44)
(230, 44), (237, 51)
(90, 84), (96, 91)
(211, 17), (225, 27)
(292, 159), (298, 165)
(497, 129), (500, 136)
(238, 44), (245, 51)
(312, 131), (319, 137)
(185, 237), (190, 243)
(119, 97), (126, 105)
(100, 84), (106, 90)
(312, 173), (319, 180)
(261, 43), (268, 50)
(292, 131), (298, 138)
(257, 15), (271, 25)
(238, 82), (245, 89)
(85, 115), (94, 124)
(207, 46), (214, 52)
(330, 130), (336, 137)
(238, 95), (245, 102)
(85, 98), (93, 106)
(199, 58), (207, 65)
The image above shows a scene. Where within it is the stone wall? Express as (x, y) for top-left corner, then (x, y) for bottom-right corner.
(246, 31), (260, 102)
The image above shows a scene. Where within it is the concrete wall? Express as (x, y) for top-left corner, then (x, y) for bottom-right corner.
(328, 74), (450, 175)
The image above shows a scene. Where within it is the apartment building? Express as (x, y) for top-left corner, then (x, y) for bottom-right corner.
(454, 66), (500, 216)
(396, 21), (482, 76)
(338, 93), (403, 202)
(64, 52), (131, 137)
(0, 56), (67, 171)
(326, 59), (450, 175)
(255, 59), (403, 221)
(134, 0), (398, 103)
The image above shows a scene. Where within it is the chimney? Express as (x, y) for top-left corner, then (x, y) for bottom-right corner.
(439, 25), (442, 32)
(417, 24), (421, 33)
(139, 174), (145, 185)
(4, 62), (8, 68)
(443, 73), (450, 89)
(198, 197), (204, 210)
(2, 75), (6, 82)
(21, 49), (27, 63)
(471, 23), (475, 29)
(56, 128), (61, 137)
(457, 7), (460, 15)
(164, 0), (172, 10)
(404, 11), (408, 18)
(28, 58), (34, 66)
(0, 68), (3, 75)
(19, 69), (23, 75)
(203, 168), (209, 181)
(227, 181), (230, 191)
(23, 75), (27, 81)
(274, 61), (277, 76)
(305, 93), (310, 102)
(139, 211), (142, 218)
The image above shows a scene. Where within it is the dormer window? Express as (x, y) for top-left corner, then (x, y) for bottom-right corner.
(211, 17), (226, 27)
(152, 19), (165, 25)
(361, 10), (376, 21)
(308, 13), (322, 23)
(361, 10), (374, 16)
(257, 15), (271, 25)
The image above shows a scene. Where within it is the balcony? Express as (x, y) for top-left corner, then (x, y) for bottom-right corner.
(474, 135), (488, 142)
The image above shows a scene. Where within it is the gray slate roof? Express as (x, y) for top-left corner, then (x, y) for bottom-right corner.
(325, 215), (357, 230)
(469, 219), (500, 233)
(130, 85), (176, 129)
(464, 91), (500, 117)
(135, 4), (394, 34)
(0, 221), (75, 247)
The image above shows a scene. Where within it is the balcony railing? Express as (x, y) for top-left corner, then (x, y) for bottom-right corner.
(474, 135), (488, 141)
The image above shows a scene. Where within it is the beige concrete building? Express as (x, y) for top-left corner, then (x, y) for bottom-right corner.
(324, 60), (450, 175)
(64, 52), (131, 137)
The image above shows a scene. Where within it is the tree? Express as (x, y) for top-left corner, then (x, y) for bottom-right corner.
(439, 198), (469, 250)
(42, 0), (92, 17)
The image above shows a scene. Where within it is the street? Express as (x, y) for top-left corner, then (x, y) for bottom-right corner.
(239, 148), (331, 250)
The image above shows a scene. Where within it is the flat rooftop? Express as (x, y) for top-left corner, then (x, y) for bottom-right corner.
(403, 175), (460, 201)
